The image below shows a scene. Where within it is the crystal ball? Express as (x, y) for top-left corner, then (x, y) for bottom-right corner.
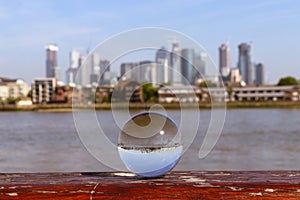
(118, 111), (182, 177)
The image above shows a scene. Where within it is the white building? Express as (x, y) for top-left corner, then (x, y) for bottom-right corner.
(0, 83), (8, 101)
(0, 78), (29, 101)
(158, 86), (201, 103)
(232, 86), (299, 101)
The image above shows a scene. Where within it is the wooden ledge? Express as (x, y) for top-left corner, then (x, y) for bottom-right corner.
(0, 171), (300, 199)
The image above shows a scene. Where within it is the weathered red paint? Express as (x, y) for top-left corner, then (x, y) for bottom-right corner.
(0, 171), (300, 199)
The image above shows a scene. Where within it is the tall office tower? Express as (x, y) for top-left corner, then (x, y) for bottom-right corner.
(170, 42), (182, 85)
(181, 48), (195, 85)
(70, 49), (80, 69)
(219, 43), (231, 78)
(66, 49), (80, 86)
(45, 44), (59, 79)
(238, 43), (253, 85)
(77, 55), (87, 86)
(90, 53), (100, 84)
(138, 61), (157, 85)
(120, 62), (138, 80)
(99, 60), (111, 85)
(193, 52), (206, 80)
(156, 46), (170, 84)
(255, 63), (265, 85)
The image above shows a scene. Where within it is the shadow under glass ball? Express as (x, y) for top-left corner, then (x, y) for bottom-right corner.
(118, 112), (182, 177)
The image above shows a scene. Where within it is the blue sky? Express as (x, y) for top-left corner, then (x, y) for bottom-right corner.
(0, 0), (299, 84)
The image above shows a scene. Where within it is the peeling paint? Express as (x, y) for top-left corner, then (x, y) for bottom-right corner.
(265, 188), (275, 192)
(228, 186), (243, 191)
(6, 193), (18, 196)
(36, 191), (57, 194)
(288, 174), (300, 177)
(249, 192), (263, 196)
(183, 177), (206, 183)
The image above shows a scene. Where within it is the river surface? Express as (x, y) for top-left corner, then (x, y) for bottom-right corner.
(0, 109), (300, 172)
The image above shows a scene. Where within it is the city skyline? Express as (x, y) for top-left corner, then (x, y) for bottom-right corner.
(0, 0), (299, 84)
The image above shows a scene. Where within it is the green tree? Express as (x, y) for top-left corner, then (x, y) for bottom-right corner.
(277, 76), (298, 86)
(199, 81), (217, 88)
(101, 95), (111, 103)
(142, 83), (158, 102)
(6, 97), (21, 105)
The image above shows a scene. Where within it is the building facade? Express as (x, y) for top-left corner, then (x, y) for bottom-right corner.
(255, 63), (265, 85)
(181, 48), (195, 85)
(120, 62), (138, 81)
(90, 53), (100, 85)
(66, 49), (80, 86)
(32, 78), (56, 104)
(219, 43), (231, 78)
(193, 52), (206, 80)
(0, 84), (8, 101)
(45, 44), (60, 80)
(156, 46), (170, 84)
(158, 86), (201, 103)
(99, 60), (110, 85)
(0, 78), (29, 101)
(170, 42), (182, 85)
(230, 68), (242, 83)
(232, 86), (299, 101)
(238, 43), (252, 85)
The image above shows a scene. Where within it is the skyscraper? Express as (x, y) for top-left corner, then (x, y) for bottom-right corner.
(77, 55), (87, 86)
(181, 48), (194, 85)
(45, 44), (59, 79)
(238, 43), (252, 84)
(193, 52), (206, 80)
(170, 42), (181, 85)
(70, 49), (80, 69)
(138, 61), (157, 85)
(255, 63), (265, 85)
(219, 43), (231, 78)
(99, 60), (111, 85)
(90, 53), (100, 84)
(155, 46), (170, 84)
(66, 49), (80, 86)
(120, 62), (138, 80)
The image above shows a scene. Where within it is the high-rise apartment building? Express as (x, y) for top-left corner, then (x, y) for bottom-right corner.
(45, 44), (60, 80)
(255, 63), (265, 85)
(238, 43), (252, 84)
(219, 43), (231, 78)
(181, 48), (195, 85)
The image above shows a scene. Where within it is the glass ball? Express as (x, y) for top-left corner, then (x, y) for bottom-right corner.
(118, 111), (182, 177)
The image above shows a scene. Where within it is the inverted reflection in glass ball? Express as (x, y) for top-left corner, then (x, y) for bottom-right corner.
(118, 112), (182, 177)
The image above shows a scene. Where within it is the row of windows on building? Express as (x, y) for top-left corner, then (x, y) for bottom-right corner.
(0, 78), (29, 101)
(30, 78), (300, 104)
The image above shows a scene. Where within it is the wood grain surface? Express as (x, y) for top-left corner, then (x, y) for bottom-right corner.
(0, 171), (300, 199)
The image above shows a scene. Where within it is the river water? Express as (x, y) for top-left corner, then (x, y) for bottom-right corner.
(1, 109), (300, 172)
